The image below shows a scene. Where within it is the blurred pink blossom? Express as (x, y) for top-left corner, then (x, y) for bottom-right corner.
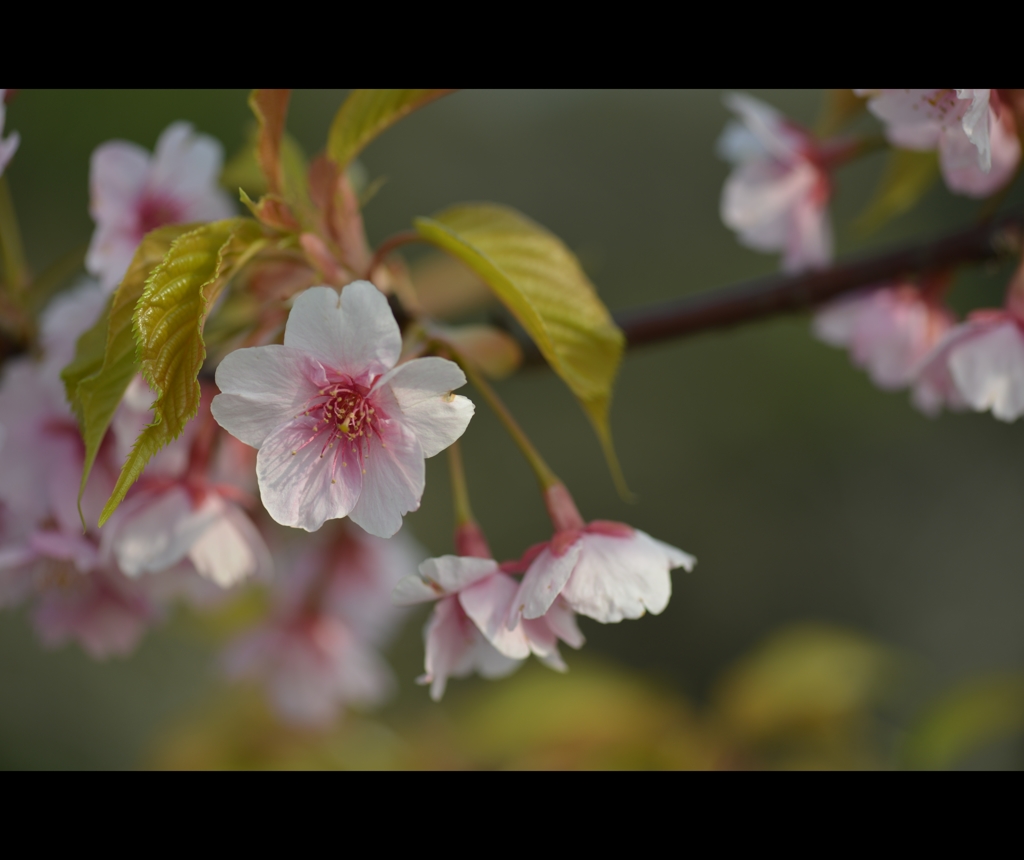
(223, 615), (394, 726)
(507, 485), (696, 626)
(813, 284), (956, 390)
(212, 282), (474, 536)
(223, 520), (419, 723)
(0, 281), (115, 535)
(718, 93), (834, 273)
(103, 378), (271, 588)
(21, 526), (159, 659)
(282, 522), (421, 646)
(862, 89), (1021, 197)
(86, 122), (234, 290)
(0, 89), (20, 177)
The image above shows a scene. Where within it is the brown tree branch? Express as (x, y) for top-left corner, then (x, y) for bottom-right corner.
(612, 213), (1024, 350)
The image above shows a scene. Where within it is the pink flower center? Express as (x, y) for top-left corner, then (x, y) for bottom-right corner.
(135, 193), (185, 238)
(297, 378), (386, 474)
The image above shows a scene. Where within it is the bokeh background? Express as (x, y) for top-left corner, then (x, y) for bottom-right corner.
(2, 89), (1024, 769)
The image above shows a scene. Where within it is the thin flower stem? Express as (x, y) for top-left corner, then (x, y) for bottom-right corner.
(0, 175), (29, 298)
(363, 230), (423, 280)
(447, 440), (474, 528)
(454, 350), (561, 492)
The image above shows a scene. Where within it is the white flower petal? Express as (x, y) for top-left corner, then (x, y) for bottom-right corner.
(378, 356), (474, 458)
(284, 283), (401, 378)
(418, 554), (498, 594)
(510, 539), (583, 625)
(212, 345), (327, 448)
(89, 140), (150, 222)
(560, 529), (693, 624)
(256, 416), (363, 532)
(188, 500), (270, 587)
(347, 421), (424, 538)
(109, 487), (216, 576)
(148, 122), (228, 203)
(459, 573), (531, 660)
(392, 574), (444, 606)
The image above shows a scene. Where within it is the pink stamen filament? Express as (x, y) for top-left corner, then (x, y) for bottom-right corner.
(293, 380), (385, 477)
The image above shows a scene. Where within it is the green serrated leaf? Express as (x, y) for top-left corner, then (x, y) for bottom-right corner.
(99, 218), (264, 525)
(327, 89), (453, 171)
(857, 148), (939, 236)
(414, 203), (630, 497)
(63, 224), (196, 526)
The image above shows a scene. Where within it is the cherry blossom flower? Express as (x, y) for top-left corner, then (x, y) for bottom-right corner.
(813, 284), (955, 390)
(507, 485), (696, 627)
(393, 553), (585, 700)
(718, 93), (834, 273)
(0, 89), (20, 177)
(212, 281), (475, 537)
(861, 89), (1021, 198)
(86, 122), (234, 290)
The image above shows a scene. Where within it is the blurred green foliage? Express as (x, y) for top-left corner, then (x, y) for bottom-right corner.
(149, 624), (1024, 770)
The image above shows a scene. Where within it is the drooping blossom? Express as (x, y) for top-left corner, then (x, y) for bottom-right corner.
(507, 485), (696, 627)
(0, 89), (20, 177)
(86, 122), (234, 290)
(212, 281), (475, 537)
(813, 283), (956, 390)
(223, 521), (419, 724)
(393, 552), (584, 701)
(102, 378), (271, 589)
(861, 89), (1021, 198)
(718, 93), (835, 273)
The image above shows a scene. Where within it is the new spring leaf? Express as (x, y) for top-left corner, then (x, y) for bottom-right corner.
(414, 203), (629, 496)
(99, 218), (263, 524)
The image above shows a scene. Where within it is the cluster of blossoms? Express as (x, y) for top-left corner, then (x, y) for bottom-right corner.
(0, 124), (425, 720)
(0, 104), (698, 722)
(719, 89), (1024, 424)
(393, 487), (694, 700)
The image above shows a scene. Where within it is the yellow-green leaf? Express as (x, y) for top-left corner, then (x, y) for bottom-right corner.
(327, 89), (453, 171)
(414, 203), (629, 496)
(63, 224), (195, 525)
(857, 148), (939, 236)
(99, 218), (263, 524)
